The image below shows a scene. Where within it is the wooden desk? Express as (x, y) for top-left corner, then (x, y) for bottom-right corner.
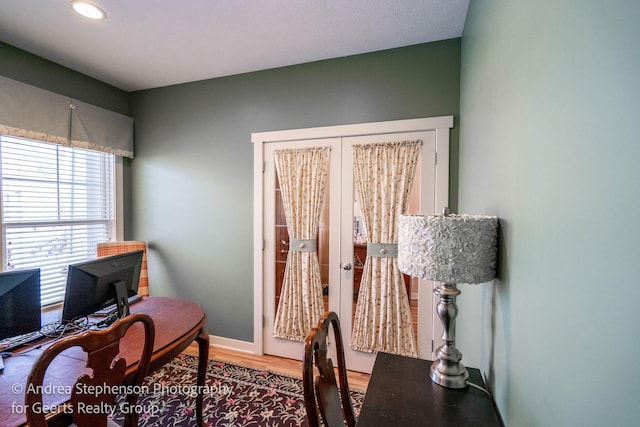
(0, 297), (209, 427)
(356, 352), (503, 427)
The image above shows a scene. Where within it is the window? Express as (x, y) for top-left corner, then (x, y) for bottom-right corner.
(0, 135), (115, 306)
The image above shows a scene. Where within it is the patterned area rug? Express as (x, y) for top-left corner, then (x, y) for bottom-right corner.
(113, 353), (364, 426)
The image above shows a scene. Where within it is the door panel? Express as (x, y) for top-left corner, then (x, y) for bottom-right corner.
(339, 132), (435, 371)
(257, 119), (449, 374)
(263, 138), (341, 361)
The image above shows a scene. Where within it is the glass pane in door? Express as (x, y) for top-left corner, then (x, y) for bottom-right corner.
(352, 192), (367, 325)
(274, 174), (287, 312)
(405, 156), (421, 336)
(317, 173), (330, 312)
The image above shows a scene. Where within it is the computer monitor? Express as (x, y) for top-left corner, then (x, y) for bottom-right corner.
(0, 268), (41, 341)
(61, 250), (143, 323)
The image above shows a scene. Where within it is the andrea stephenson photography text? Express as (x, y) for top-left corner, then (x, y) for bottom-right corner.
(10, 381), (231, 416)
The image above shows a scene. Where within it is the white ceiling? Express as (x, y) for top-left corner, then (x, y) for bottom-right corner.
(0, 0), (469, 92)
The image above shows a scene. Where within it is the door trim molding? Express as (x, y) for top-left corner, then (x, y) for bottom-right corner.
(251, 116), (454, 355)
(252, 116), (453, 144)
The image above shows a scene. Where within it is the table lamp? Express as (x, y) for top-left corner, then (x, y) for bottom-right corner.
(398, 208), (498, 389)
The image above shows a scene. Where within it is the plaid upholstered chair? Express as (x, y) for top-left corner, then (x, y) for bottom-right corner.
(96, 241), (150, 297)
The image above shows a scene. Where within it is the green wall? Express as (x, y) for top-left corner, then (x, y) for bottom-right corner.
(0, 42), (130, 115)
(130, 39), (461, 341)
(459, 1), (640, 425)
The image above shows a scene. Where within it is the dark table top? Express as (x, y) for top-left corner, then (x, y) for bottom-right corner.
(356, 352), (503, 427)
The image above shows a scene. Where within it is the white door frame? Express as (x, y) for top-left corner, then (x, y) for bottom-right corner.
(252, 116), (453, 356)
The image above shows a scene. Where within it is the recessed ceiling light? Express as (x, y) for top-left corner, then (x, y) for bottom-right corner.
(70, 1), (107, 20)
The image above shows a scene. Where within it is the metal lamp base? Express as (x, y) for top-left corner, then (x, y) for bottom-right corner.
(430, 355), (469, 389)
(431, 282), (469, 389)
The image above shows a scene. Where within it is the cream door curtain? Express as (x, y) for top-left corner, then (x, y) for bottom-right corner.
(273, 147), (331, 341)
(351, 140), (420, 357)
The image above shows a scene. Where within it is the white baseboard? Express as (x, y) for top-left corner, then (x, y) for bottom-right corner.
(209, 335), (256, 354)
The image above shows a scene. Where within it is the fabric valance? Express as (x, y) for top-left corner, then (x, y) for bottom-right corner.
(0, 75), (134, 158)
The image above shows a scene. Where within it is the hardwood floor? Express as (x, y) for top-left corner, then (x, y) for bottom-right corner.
(185, 344), (371, 392)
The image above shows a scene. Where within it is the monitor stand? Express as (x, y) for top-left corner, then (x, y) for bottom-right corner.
(113, 280), (130, 319)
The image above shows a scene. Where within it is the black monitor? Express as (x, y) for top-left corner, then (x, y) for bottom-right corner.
(0, 268), (41, 341)
(61, 250), (143, 323)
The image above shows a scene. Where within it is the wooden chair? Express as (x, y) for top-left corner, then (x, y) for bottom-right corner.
(303, 311), (357, 427)
(25, 313), (155, 427)
(97, 241), (150, 297)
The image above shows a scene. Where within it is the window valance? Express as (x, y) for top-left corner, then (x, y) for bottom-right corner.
(0, 75), (134, 158)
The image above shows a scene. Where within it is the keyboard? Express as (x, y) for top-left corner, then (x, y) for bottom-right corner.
(91, 294), (143, 317)
(0, 330), (44, 353)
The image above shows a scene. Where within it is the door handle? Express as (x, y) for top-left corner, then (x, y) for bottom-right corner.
(342, 262), (352, 271)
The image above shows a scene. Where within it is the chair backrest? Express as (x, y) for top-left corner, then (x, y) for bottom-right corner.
(303, 311), (356, 427)
(97, 241), (149, 297)
(25, 313), (155, 427)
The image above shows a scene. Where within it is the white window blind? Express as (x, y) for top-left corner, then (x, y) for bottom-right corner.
(0, 135), (115, 306)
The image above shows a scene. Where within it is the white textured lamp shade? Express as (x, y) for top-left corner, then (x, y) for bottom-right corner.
(398, 214), (499, 284)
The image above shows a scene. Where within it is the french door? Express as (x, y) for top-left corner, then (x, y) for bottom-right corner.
(262, 137), (343, 362)
(253, 117), (452, 373)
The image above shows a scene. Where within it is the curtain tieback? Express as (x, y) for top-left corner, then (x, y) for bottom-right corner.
(367, 242), (398, 258)
(289, 238), (317, 252)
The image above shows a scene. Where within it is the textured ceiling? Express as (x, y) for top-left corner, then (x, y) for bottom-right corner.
(0, 0), (469, 92)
